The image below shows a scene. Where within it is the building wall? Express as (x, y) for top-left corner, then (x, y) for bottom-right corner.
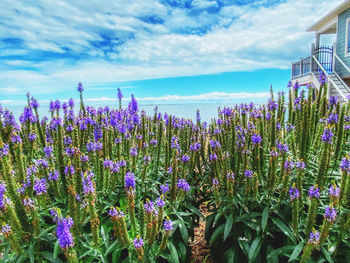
(336, 8), (350, 77)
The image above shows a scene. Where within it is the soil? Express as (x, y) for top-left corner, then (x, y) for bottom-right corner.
(190, 201), (214, 263)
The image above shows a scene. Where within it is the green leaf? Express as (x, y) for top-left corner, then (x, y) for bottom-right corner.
(29, 245), (34, 263)
(112, 249), (121, 263)
(167, 241), (180, 263)
(40, 252), (64, 263)
(105, 240), (118, 256)
(248, 236), (262, 262)
(321, 247), (334, 263)
(179, 222), (188, 243)
(271, 218), (296, 244)
(262, 206), (269, 232)
(224, 247), (236, 263)
(205, 214), (215, 241)
(209, 224), (225, 246)
(267, 246), (295, 259)
(53, 240), (60, 259)
(288, 241), (305, 262)
(224, 214), (233, 241)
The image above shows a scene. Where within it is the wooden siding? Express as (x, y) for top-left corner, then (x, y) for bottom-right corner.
(336, 8), (350, 77)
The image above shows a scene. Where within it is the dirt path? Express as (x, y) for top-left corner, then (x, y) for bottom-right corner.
(190, 202), (214, 263)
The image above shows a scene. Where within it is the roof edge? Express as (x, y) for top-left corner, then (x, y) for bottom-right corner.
(306, 0), (350, 32)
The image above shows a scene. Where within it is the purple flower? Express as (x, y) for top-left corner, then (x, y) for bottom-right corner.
(156, 196), (165, 208)
(209, 153), (217, 161)
(226, 171), (234, 180)
(288, 187), (300, 201)
(125, 172), (136, 190)
(164, 218), (173, 232)
(308, 230), (320, 244)
(34, 178), (47, 195)
(328, 185), (340, 198)
(296, 161), (305, 170)
(117, 88), (123, 100)
(321, 128), (334, 144)
(267, 99), (278, 111)
(30, 97), (39, 109)
(160, 183), (170, 194)
(77, 82), (84, 92)
(308, 186), (320, 199)
(82, 171), (95, 195)
(329, 96), (338, 106)
(244, 170), (253, 178)
(109, 207), (125, 219)
(212, 178), (219, 186)
(0, 183), (6, 195)
(284, 160), (294, 170)
(324, 206), (337, 222)
(1, 224), (12, 236)
(251, 133), (262, 144)
(130, 146), (138, 156)
(196, 109), (200, 123)
(48, 170), (59, 181)
(144, 199), (154, 214)
(11, 133), (22, 144)
(210, 139), (221, 149)
(56, 216), (74, 249)
(43, 146), (53, 158)
(28, 133), (36, 142)
(319, 72), (327, 86)
(0, 144), (9, 157)
(177, 179), (190, 192)
(23, 197), (35, 209)
(277, 142), (289, 153)
(181, 155), (190, 163)
(327, 113), (338, 124)
(64, 165), (75, 175)
(340, 156), (350, 173)
(133, 236), (144, 249)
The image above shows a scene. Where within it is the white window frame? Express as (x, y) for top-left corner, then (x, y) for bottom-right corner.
(345, 17), (350, 57)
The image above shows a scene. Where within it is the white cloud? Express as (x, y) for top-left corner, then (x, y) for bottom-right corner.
(0, 0), (343, 94)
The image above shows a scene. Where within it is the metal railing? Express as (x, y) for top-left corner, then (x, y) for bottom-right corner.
(291, 56), (311, 78)
(312, 55), (347, 101)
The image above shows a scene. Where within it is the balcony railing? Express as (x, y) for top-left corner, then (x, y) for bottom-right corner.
(291, 45), (333, 79)
(291, 56), (311, 78)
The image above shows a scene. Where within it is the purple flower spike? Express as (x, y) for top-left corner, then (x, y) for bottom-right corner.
(328, 185), (340, 198)
(125, 172), (136, 190)
(251, 133), (262, 144)
(321, 128), (334, 144)
(288, 187), (300, 201)
(324, 206), (337, 222)
(244, 170), (253, 179)
(82, 171), (95, 195)
(56, 217), (74, 249)
(177, 179), (190, 192)
(164, 218), (173, 232)
(34, 178), (47, 195)
(144, 199), (154, 214)
(308, 186), (320, 199)
(156, 196), (165, 208)
(133, 236), (144, 249)
(77, 82), (84, 92)
(308, 230), (320, 244)
(160, 183), (170, 194)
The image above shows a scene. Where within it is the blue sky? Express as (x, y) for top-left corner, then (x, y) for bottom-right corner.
(0, 0), (342, 106)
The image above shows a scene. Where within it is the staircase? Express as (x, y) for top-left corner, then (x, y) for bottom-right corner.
(328, 73), (350, 102)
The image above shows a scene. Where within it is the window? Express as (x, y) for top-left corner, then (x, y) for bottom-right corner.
(345, 18), (350, 56)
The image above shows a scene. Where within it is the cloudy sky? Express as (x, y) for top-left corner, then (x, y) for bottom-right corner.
(0, 0), (342, 106)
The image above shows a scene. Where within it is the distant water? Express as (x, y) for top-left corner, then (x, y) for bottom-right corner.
(3, 100), (267, 123)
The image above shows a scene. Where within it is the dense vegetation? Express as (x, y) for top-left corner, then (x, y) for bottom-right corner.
(0, 77), (349, 262)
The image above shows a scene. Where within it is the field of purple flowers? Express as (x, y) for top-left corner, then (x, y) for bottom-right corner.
(0, 78), (349, 262)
